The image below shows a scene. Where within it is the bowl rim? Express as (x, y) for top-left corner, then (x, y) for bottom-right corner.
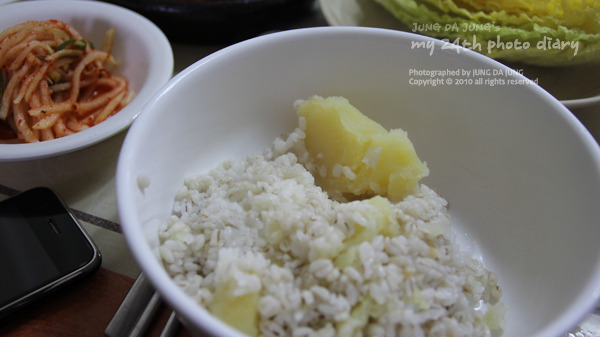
(562, 95), (600, 110)
(0, 0), (174, 162)
(117, 26), (600, 337)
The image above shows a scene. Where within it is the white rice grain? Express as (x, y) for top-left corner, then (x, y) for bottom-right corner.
(159, 127), (505, 337)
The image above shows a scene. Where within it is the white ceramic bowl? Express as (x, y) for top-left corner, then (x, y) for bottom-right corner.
(117, 27), (600, 337)
(0, 0), (173, 161)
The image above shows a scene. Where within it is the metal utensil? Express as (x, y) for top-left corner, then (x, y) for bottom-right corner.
(105, 273), (181, 337)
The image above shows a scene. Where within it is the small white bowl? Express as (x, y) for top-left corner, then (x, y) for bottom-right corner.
(0, 0), (173, 161)
(117, 27), (600, 337)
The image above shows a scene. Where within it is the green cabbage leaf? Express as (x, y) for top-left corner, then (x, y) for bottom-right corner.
(373, 0), (600, 66)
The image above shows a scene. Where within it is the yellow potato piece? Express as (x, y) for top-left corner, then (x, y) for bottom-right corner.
(296, 96), (429, 201)
(208, 281), (260, 337)
(344, 196), (400, 247)
(334, 196), (400, 269)
(336, 296), (373, 336)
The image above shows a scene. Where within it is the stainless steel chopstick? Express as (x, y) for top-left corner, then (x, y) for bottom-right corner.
(106, 272), (183, 337)
(159, 311), (182, 337)
(128, 291), (163, 337)
(104, 272), (156, 337)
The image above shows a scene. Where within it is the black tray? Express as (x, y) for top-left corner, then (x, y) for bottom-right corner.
(102, 0), (317, 44)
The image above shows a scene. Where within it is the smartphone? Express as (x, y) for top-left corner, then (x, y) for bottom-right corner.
(0, 187), (102, 319)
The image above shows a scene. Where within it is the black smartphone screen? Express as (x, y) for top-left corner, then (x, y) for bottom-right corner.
(0, 187), (101, 315)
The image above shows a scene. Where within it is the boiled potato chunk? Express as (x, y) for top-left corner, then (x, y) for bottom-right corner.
(296, 96), (429, 201)
(336, 296), (373, 336)
(344, 196), (400, 247)
(208, 281), (260, 337)
(334, 196), (400, 269)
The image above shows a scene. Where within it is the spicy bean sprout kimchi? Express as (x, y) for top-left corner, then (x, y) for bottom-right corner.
(0, 20), (133, 143)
